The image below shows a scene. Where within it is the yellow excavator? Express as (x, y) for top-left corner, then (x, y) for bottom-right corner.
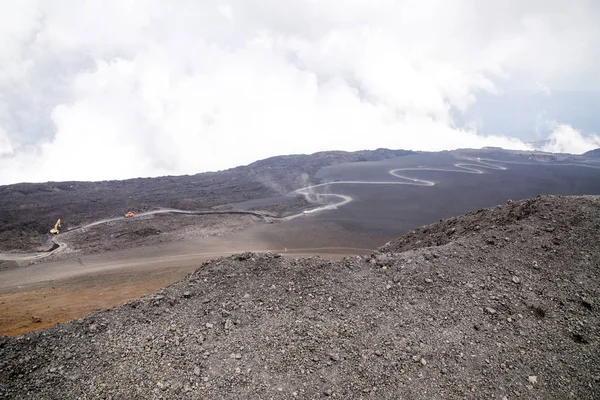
(50, 219), (61, 234)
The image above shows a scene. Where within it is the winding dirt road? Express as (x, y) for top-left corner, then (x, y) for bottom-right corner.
(292, 158), (508, 215)
(3, 157), (598, 263)
(1, 158), (501, 262)
(0, 210), (272, 262)
(294, 157), (600, 214)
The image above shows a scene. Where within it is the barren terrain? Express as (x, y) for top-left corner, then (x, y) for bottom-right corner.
(0, 149), (414, 252)
(1, 148), (600, 339)
(1, 195), (599, 399)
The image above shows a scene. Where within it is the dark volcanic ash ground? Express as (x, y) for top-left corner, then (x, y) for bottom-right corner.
(0, 149), (413, 252)
(1, 195), (599, 399)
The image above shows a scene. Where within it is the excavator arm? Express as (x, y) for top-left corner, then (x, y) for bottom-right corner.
(50, 218), (61, 234)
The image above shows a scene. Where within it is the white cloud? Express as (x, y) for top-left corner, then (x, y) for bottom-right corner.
(0, 127), (13, 156)
(542, 124), (600, 154)
(0, 0), (599, 184)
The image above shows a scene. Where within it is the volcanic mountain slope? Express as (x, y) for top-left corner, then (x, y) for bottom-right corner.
(1, 195), (599, 399)
(0, 148), (413, 252)
(584, 148), (600, 158)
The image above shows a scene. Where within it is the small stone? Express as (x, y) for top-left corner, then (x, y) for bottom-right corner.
(512, 276), (520, 284)
(374, 350), (383, 357)
(193, 366), (201, 376)
(420, 358), (427, 366)
(31, 316), (42, 323)
(230, 353), (242, 359)
(485, 307), (497, 315)
(528, 375), (537, 384)
(206, 323), (214, 329)
(581, 298), (593, 310)
(323, 388), (333, 396)
(425, 278), (433, 284)
(183, 291), (192, 298)
(88, 324), (98, 333)
(381, 265), (388, 270)
(243, 293), (251, 299)
(329, 353), (340, 362)
(386, 284), (392, 290)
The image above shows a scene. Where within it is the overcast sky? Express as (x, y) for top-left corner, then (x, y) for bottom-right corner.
(1, 0), (600, 185)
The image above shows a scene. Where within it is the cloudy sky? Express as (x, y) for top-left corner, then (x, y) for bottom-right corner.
(1, 0), (599, 184)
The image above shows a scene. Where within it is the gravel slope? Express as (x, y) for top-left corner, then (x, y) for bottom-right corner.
(1, 195), (599, 399)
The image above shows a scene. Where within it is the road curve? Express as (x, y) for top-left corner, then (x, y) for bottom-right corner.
(289, 158), (509, 217)
(289, 157), (600, 217)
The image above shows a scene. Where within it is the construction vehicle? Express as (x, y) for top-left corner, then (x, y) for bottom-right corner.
(124, 212), (135, 218)
(50, 219), (61, 234)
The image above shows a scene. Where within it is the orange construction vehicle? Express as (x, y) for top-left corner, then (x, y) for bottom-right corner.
(124, 212), (135, 218)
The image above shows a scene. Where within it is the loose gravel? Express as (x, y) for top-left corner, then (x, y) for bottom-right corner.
(1, 195), (599, 399)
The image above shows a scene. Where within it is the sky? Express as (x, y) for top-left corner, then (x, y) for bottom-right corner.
(1, 0), (600, 185)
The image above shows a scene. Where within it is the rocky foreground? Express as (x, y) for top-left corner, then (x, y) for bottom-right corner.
(1, 195), (599, 399)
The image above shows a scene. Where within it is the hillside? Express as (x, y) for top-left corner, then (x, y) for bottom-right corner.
(583, 148), (600, 158)
(0, 149), (413, 252)
(1, 195), (598, 399)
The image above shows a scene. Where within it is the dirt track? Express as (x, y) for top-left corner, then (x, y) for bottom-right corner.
(0, 209), (272, 263)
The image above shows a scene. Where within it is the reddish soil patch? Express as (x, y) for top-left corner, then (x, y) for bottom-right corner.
(0, 251), (354, 337)
(0, 266), (195, 336)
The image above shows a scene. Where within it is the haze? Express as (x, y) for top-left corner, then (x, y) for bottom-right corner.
(1, 0), (600, 185)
